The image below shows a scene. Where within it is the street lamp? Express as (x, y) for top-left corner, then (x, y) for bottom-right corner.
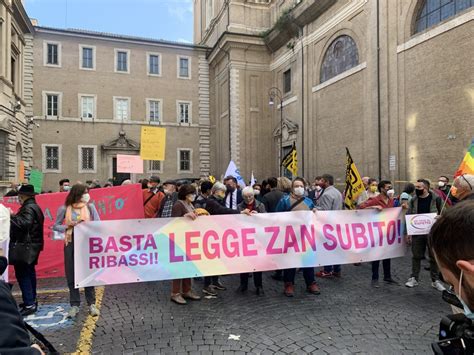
(268, 87), (284, 177)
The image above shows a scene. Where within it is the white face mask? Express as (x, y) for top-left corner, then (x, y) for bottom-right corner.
(387, 189), (395, 198)
(254, 190), (260, 196)
(188, 194), (196, 201)
(315, 186), (322, 191)
(438, 181), (446, 188)
(63, 185), (71, 192)
(81, 193), (90, 203)
(294, 187), (305, 197)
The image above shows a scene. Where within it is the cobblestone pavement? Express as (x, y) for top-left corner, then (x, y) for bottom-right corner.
(15, 255), (450, 354)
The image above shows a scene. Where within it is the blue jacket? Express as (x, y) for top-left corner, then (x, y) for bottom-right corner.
(275, 195), (314, 212)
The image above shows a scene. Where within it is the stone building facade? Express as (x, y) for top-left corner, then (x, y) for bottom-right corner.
(0, 0), (34, 194)
(31, 27), (210, 191)
(194, 0), (474, 186)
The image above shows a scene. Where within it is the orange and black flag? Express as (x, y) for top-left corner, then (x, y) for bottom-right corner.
(281, 143), (298, 176)
(344, 147), (365, 210)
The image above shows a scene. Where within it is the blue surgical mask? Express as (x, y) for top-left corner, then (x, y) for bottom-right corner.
(458, 270), (474, 319)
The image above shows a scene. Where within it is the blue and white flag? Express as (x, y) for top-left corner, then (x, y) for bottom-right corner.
(224, 160), (246, 188)
(250, 171), (256, 187)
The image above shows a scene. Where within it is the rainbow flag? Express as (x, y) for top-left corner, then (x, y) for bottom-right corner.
(454, 139), (474, 177)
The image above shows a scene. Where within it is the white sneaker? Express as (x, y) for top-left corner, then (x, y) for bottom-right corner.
(432, 280), (446, 292)
(89, 304), (100, 317)
(67, 306), (79, 318)
(405, 277), (419, 288)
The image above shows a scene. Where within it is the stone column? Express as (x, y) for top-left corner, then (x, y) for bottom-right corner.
(198, 55), (211, 177)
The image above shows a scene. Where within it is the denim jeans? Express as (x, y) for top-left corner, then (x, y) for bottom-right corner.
(65, 241), (95, 306)
(14, 263), (37, 306)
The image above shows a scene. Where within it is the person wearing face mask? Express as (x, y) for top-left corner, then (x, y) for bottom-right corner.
(9, 185), (44, 316)
(308, 176), (323, 204)
(143, 176), (164, 219)
(434, 175), (456, 206)
(252, 183), (264, 202)
(236, 187), (266, 295)
(53, 183), (100, 318)
(169, 184), (202, 305)
(59, 178), (71, 192)
(359, 180), (401, 287)
(429, 201), (474, 321)
(275, 178), (320, 297)
(157, 180), (178, 218)
(450, 174), (474, 203)
(356, 177), (378, 206)
(223, 176), (242, 210)
(404, 179), (444, 291)
(315, 174), (344, 278)
(203, 182), (252, 296)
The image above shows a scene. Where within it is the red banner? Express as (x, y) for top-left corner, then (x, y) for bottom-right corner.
(1, 184), (145, 279)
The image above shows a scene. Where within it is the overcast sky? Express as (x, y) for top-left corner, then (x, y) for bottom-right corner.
(24, 0), (194, 43)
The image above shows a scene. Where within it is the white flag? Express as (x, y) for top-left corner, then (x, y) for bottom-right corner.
(250, 172), (256, 187)
(224, 161), (246, 188)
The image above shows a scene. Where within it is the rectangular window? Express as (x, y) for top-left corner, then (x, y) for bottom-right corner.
(283, 69), (291, 94)
(45, 146), (59, 170)
(116, 51), (128, 72)
(114, 98), (129, 120)
(47, 94), (59, 116)
(179, 57), (189, 78)
(148, 100), (161, 123)
(82, 47), (94, 69)
(81, 96), (95, 119)
(149, 54), (160, 75)
(80, 147), (95, 171)
(179, 149), (191, 172)
(149, 160), (161, 172)
(178, 102), (190, 123)
(47, 43), (58, 65)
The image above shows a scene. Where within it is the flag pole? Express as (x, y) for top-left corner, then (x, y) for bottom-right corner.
(440, 188), (452, 215)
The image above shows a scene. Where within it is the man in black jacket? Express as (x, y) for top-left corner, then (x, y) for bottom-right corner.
(261, 177), (283, 213)
(9, 185), (44, 316)
(0, 256), (44, 354)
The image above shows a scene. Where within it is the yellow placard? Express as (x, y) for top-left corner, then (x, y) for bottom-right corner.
(140, 126), (166, 161)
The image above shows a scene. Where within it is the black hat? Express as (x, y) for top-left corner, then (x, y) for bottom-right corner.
(18, 184), (37, 196)
(162, 179), (177, 186)
(149, 176), (161, 183)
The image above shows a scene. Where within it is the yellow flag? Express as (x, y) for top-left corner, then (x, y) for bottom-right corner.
(281, 143), (298, 176)
(344, 147), (365, 210)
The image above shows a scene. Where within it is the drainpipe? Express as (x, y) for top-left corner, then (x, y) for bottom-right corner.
(300, 27), (305, 178)
(376, 0), (382, 181)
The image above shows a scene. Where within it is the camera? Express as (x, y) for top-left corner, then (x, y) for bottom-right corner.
(432, 289), (474, 354)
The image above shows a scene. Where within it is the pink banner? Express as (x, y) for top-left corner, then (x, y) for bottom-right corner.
(74, 208), (407, 288)
(1, 184), (145, 279)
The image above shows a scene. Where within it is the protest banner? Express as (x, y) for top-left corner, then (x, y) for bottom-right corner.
(405, 213), (437, 235)
(29, 169), (44, 193)
(0, 184), (145, 279)
(74, 208), (407, 288)
(140, 126), (166, 161)
(117, 154), (144, 173)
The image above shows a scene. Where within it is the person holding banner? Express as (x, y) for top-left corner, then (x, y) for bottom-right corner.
(170, 184), (202, 305)
(275, 178), (321, 297)
(359, 180), (400, 288)
(237, 187), (266, 295)
(53, 184), (100, 318)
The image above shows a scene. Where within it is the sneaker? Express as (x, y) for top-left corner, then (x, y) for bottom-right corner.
(202, 286), (218, 296)
(212, 282), (226, 291)
(284, 282), (294, 297)
(89, 304), (100, 316)
(383, 278), (399, 285)
(371, 280), (380, 288)
(307, 282), (321, 295)
(255, 287), (264, 296)
(405, 277), (419, 288)
(67, 306), (80, 319)
(432, 280), (446, 292)
(170, 293), (187, 305)
(182, 290), (201, 300)
(315, 271), (333, 278)
(20, 304), (37, 317)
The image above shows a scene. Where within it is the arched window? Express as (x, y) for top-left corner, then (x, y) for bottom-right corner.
(414, 0), (473, 34)
(320, 35), (359, 83)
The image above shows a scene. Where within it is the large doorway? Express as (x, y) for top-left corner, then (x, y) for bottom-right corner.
(112, 157), (130, 186)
